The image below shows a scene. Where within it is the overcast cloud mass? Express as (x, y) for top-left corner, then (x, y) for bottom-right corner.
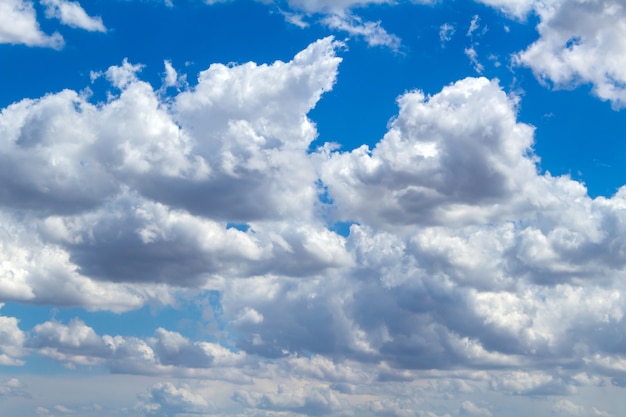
(1, 0), (626, 416)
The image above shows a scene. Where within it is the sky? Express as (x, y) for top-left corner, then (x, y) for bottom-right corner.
(1, 0), (626, 416)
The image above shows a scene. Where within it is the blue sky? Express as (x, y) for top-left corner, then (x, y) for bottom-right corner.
(2, 0), (626, 416)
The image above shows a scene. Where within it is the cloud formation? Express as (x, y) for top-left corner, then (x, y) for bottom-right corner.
(41, 0), (106, 32)
(3, 2), (626, 414)
(479, 0), (626, 107)
(0, 0), (63, 48)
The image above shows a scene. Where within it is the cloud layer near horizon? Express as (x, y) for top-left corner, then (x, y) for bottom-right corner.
(1, 32), (626, 416)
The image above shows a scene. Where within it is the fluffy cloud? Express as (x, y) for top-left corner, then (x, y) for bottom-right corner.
(4, 30), (626, 416)
(318, 77), (538, 228)
(0, 37), (346, 310)
(322, 13), (401, 50)
(136, 382), (215, 417)
(41, 0), (106, 32)
(478, 0), (626, 107)
(0, 0), (63, 48)
(27, 319), (249, 376)
(0, 312), (25, 366)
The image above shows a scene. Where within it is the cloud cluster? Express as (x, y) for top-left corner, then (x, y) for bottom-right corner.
(3, 8), (626, 412)
(26, 319), (248, 377)
(0, 37), (347, 312)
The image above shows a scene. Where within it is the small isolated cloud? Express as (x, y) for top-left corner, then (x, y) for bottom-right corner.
(465, 46), (484, 73)
(322, 13), (401, 50)
(476, 0), (535, 19)
(479, 0), (626, 107)
(41, 0), (107, 32)
(0, 0), (64, 48)
(136, 382), (215, 417)
(460, 400), (492, 417)
(439, 23), (455, 46)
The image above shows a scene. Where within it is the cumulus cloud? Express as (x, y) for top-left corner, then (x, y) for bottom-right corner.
(0, 308), (26, 366)
(478, 0), (626, 107)
(318, 77), (537, 227)
(5, 31), (626, 416)
(27, 318), (248, 375)
(321, 13), (401, 50)
(41, 0), (106, 32)
(0, 0), (63, 48)
(0, 37), (346, 310)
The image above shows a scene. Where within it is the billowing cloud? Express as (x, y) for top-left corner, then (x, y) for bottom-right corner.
(2, 8), (626, 413)
(0, 37), (346, 310)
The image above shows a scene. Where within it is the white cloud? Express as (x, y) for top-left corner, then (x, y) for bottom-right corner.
(0, 0), (63, 48)
(322, 13), (401, 50)
(28, 319), (248, 375)
(4, 29), (626, 416)
(517, 0), (626, 107)
(467, 14), (480, 36)
(0, 311), (25, 366)
(41, 0), (106, 32)
(464, 46), (484, 73)
(459, 401), (492, 417)
(478, 0), (626, 107)
(475, 0), (536, 19)
(439, 23), (454, 46)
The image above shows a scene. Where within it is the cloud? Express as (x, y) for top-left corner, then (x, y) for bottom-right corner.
(0, 37), (347, 310)
(41, 0), (106, 32)
(0, 0), (63, 48)
(0, 309), (26, 366)
(321, 14), (401, 50)
(136, 382), (215, 417)
(27, 318), (249, 375)
(0, 377), (29, 399)
(439, 23), (454, 46)
(479, 0), (626, 107)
